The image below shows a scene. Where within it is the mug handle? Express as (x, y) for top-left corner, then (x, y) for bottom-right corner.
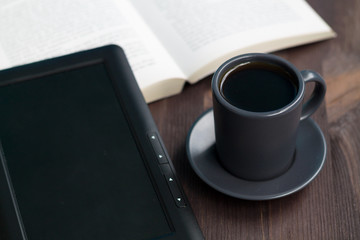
(300, 70), (327, 121)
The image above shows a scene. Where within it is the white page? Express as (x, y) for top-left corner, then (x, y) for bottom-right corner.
(131, 0), (335, 81)
(0, 0), (185, 90)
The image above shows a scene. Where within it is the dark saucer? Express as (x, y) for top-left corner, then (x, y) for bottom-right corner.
(186, 109), (327, 200)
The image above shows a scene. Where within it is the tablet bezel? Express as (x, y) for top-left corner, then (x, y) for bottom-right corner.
(0, 45), (203, 240)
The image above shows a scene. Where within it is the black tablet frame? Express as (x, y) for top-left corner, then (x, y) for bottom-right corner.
(0, 45), (203, 240)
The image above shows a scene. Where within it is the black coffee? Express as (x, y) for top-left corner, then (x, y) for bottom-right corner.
(220, 62), (298, 112)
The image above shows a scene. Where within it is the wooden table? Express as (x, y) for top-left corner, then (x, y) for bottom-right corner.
(148, 0), (360, 239)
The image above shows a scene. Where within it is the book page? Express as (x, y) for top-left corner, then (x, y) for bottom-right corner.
(0, 0), (185, 92)
(131, 0), (335, 82)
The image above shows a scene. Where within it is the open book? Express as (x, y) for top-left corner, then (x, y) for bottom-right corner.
(0, 0), (335, 103)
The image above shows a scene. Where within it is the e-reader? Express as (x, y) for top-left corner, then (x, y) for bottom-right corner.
(0, 45), (203, 240)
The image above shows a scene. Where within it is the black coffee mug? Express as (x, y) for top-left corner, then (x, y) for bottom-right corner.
(212, 53), (326, 181)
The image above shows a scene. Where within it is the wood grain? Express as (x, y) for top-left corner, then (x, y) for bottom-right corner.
(148, 0), (360, 239)
(150, 77), (336, 240)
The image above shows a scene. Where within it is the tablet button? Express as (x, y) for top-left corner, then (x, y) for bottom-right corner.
(166, 175), (186, 208)
(159, 164), (186, 208)
(175, 197), (186, 208)
(148, 132), (168, 164)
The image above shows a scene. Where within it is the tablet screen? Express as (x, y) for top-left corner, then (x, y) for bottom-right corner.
(0, 63), (172, 239)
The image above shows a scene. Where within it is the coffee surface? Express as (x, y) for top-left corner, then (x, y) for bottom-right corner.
(220, 63), (297, 112)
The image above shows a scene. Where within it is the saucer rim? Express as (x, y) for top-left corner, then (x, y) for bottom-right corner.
(186, 108), (327, 200)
